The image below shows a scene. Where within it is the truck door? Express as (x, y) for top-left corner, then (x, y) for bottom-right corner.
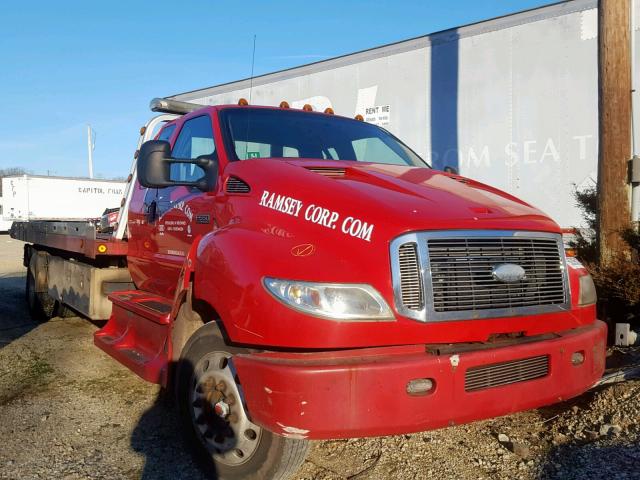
(127, 123), (177, 295)
(151, 114), (217, 297)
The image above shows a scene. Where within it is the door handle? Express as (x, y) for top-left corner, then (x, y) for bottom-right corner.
(146, 201), (157, 223)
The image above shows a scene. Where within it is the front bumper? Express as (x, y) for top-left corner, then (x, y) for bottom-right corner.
(233, 320), (606, 440)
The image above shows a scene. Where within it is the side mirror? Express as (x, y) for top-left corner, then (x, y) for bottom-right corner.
(137, 140), (218, 191)
(443, 165), (459, 175)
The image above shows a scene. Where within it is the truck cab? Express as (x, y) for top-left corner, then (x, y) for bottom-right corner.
(15, 99), (606, 480)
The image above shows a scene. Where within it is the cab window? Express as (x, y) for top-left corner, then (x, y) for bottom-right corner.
(221, 108), (427, 166)
(157, 124), (176, 142)
(171, 115), (215, 182)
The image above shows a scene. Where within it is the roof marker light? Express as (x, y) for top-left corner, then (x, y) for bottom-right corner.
(302, 104), (313, 112)
(324, 107), (334, 115)
(238, 98), (249, 106)
(279, 101), (290, 109)
(354, 114), (364, 121)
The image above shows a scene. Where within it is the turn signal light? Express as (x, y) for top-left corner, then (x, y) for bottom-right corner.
(571, 351), (585, 366)
(578, 274), (597, 306)
(406, 378), (435, 396)
(238, 98), (249, 106)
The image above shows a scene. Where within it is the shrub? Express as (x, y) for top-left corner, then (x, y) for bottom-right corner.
(570, 187), (640, 323)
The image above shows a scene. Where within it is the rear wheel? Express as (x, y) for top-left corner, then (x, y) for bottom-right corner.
(176, 319), (309, 480)
(25, 265), (55, 321)
(55, 301), (76, 318)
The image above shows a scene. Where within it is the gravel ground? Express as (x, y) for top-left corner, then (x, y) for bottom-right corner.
(0, 235), (638, 480)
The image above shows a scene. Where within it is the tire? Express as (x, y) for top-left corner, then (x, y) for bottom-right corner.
(25, 267), (56, 322)
(55, 301), (76, 318)
(175, 318), (310, 480)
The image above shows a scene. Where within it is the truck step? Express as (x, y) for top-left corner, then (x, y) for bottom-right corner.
(94, 290), (172, 384)
(108, 290), (172, 324)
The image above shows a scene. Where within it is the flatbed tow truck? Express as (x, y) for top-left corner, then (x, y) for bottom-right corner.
(12, 98), (606, 480)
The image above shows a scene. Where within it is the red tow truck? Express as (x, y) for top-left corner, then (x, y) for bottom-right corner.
(12, 98), (606, 480)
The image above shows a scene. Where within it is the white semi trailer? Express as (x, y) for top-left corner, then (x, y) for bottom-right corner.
(0, 197), (11, 232)
(1, 175), (125, 224)
(167, 0), (640, 229)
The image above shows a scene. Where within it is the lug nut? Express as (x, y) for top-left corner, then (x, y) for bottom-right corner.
(206, 390), (223, 403)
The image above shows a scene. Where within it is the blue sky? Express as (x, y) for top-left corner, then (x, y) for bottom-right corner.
(0, 0), (554, 179)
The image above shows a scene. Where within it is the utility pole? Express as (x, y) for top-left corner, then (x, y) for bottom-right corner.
(597, 0), (632, 264)
(87, 124), (95, 179)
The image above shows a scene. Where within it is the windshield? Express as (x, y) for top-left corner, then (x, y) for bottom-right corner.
(220, 108), (428, 167)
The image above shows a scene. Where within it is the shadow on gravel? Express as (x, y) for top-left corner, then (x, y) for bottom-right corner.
(539, 440), (640, 479)
(0, 273), (37, 348)
(131, 391), (213, 480)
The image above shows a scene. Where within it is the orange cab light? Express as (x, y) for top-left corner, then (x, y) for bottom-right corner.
(279, 101), (290, 109)
(354, 114), (364, 121)
(97, 244), (108, 254)
(324, 107), (334, 115)
(238, 98), (249, 106)
(139, 126), (147, 136)
(302, 104), (313, 112)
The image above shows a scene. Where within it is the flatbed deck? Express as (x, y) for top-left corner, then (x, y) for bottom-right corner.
(10, 221), (128, 258)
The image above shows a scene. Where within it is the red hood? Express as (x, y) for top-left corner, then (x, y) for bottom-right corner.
(222, 159), (560, 244)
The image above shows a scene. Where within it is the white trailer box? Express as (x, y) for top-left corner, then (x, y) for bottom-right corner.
(2, 175), (125, 222)
(0, 197), (12, 232)
(168, 0), (640, 229)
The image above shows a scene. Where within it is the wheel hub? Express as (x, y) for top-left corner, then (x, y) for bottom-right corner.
(190, 351), (262, 466)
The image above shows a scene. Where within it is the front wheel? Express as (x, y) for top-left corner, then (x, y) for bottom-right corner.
(175, 320), (309, 480)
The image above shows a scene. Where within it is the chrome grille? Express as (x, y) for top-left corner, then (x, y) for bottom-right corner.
(390, 231), (570, 322)
(398, 243), (423, 310)
(428, 237), (566, 313)
(465, 355), (549, 392)
(226, 176), (250, 193)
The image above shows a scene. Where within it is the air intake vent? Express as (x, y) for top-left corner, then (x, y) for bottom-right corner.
(450, 175), (470, 184)
(465, 355), (549, 392)
(226, 176), (250, 193)
(305, 167), (346, 178)
(398, 243), (423, 310)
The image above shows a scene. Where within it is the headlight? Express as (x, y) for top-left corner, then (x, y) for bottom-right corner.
(263, 278), (394, 321)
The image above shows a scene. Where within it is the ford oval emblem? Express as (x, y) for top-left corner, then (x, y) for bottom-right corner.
(492, 263), (526, 283)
